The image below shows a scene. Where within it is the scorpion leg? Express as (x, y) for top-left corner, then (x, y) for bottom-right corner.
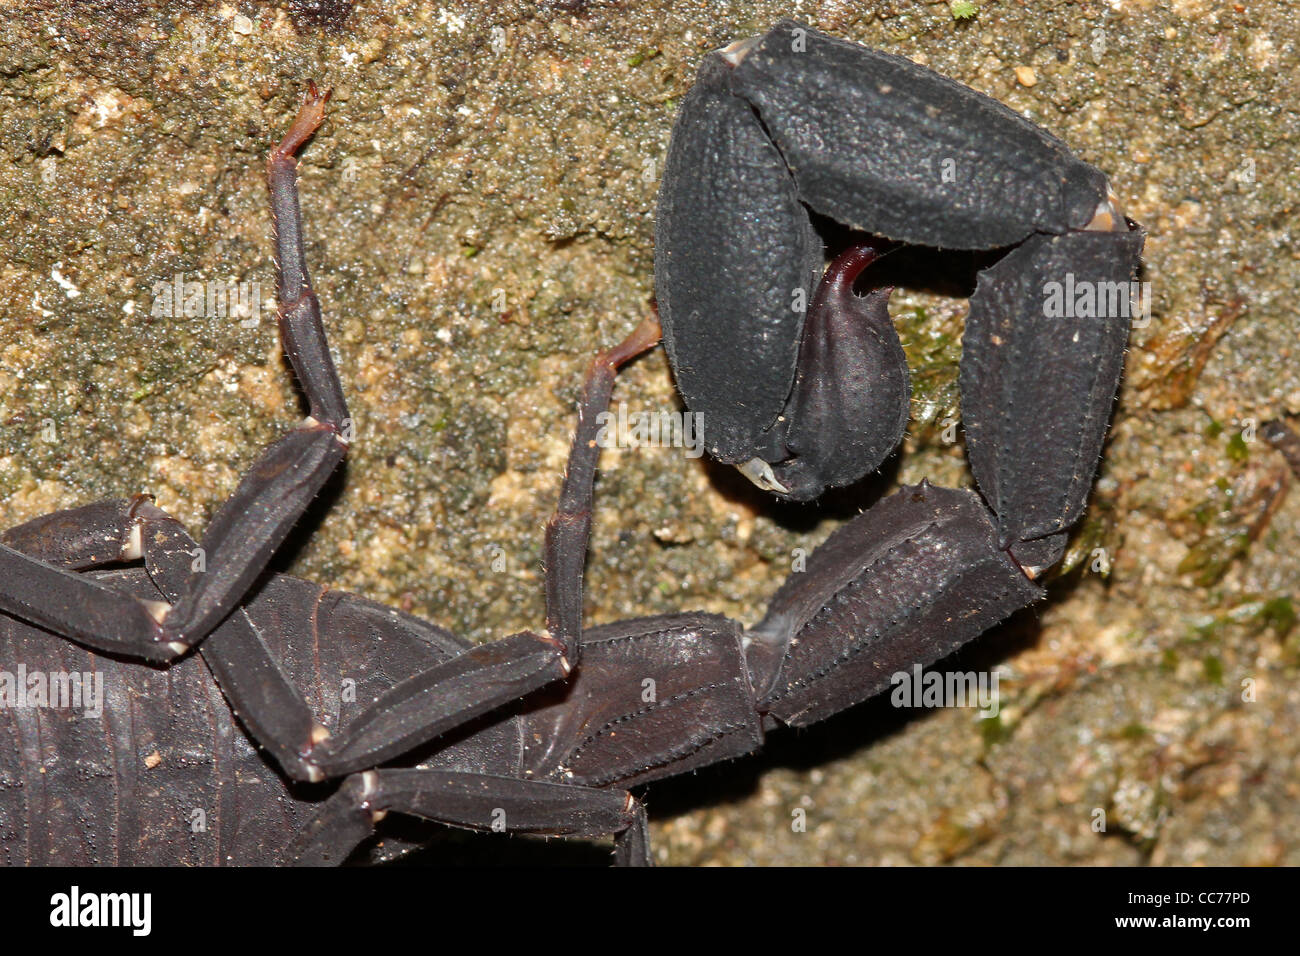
(129, 500), (566, 782)
(94, 318), (655, 788)
(156, 81), (350, 648)
(282, 318), (662, 861)
(0, 498), (176, 660)
(0, 84), (349, 658)
(286, 770), (649, 866)
(0, 494), (570, 784)
(282, 315), (658, 777)
(542, 314), (661, 663)
(0, 499), (322, 777)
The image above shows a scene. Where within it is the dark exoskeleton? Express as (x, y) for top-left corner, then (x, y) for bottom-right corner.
(0, 19), (1144, 865)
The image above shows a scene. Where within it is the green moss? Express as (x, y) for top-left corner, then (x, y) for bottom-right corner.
(1057, 505), (1114, 578)
(1120, 722), (1148, 740)
(1259, 597), (1297, 638)
(1190, 615), (1223, 640)
(1202, 655), (1224, 685)
(896, 305), (962, 434)
(980, 713), (1010, 746)
(949, 1), (979, 20)
(1225, 431), (1249, 462)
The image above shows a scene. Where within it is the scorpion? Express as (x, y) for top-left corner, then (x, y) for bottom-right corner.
(0, 21), (1143, 865)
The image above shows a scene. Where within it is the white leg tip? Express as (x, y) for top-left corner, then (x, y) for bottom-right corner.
(1084, 190), (1127, 232)
(121, 523), (144, 561)
(719, 34), (762, 66)
(737, 457), (790, 494)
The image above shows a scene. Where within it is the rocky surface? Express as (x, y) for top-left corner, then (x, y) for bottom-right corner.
(0, 0), (1295, 865)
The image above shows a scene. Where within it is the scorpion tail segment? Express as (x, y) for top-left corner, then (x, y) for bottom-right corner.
(747, 484), (1042, 728)
(960, 225), (1146, 565)
(725, 20), (1110, 250)
(655, 52), (824, 466)
(514, 614), (763, 789)
(0, 499), (177, 662)
(770, 243), (910, 501)
(288, 770), (643, 866)
(544, 316), (661, 665)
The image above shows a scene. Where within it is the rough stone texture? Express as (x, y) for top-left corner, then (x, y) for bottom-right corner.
(0, 0), (1296, 865)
